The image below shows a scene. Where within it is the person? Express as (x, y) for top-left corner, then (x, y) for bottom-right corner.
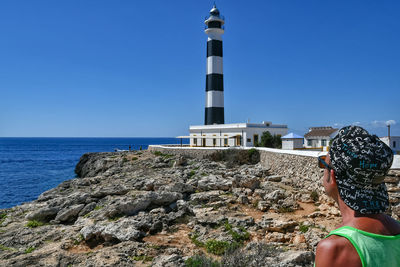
(315, 125), (400, 266)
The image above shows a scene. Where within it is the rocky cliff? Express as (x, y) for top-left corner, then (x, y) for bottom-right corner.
(0, 150), (399, 266)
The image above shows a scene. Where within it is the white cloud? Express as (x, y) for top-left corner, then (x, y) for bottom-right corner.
(333, 123), (344, 127)
(371, 120), (397, 127)
(386, 120), (396, 126)
(351, 121), (361, 126)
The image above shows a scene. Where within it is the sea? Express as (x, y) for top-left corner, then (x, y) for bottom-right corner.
(0, 137), (189, 209)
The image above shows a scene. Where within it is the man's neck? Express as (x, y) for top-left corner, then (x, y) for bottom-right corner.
(336, 197), (385, 227)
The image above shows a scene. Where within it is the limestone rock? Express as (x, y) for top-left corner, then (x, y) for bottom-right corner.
(25, 207), (60, 222)
(233, 175), (260, 190)
(197, 175), (232, 191)
(153, 254), (184, 267)
(55, 204), (85, 223)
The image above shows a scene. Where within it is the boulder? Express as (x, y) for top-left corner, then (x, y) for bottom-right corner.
(264, 189), (285, 203)
(102, 219), (144, 242)
(232, 175), (260, 190)
(104, 196), (152, 218)
(55, 204), (85, 223)
(25, 207), (60, 222)
(278, 250), (314, 266)
(197, 175), (232, 191)
(91, 185), (129, 198)
(190, 191), (223, 204)
(153, 254), (184, 267)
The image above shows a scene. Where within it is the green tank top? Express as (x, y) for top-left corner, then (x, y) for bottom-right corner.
(324, 226), (400, 267)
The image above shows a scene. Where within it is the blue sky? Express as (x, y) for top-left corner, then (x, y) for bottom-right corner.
(1, 0), (399, 137)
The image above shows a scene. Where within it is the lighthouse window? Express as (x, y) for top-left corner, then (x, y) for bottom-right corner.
(224, 138), (228, 146)
(247, 138), (251, 143)
(208, 21), (221, 28)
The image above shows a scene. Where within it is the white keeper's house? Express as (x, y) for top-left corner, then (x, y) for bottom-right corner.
(304, 127), (338, 150)
(189, 122), (287, 148)
(183, 5), (288, 148)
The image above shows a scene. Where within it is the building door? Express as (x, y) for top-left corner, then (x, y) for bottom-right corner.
(202, 138), (205, 147)
(236, 135), (241, 146)
(253, 134), (259, 145)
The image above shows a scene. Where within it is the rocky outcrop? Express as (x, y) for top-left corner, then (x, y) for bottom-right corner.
(1, 149), (398, 266)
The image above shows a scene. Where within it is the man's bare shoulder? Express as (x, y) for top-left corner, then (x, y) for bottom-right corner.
(315, 235), (361, 267)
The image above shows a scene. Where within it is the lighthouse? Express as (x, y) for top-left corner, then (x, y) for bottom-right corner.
(204, 5), (225, 125)
(187, 6), (288, 148)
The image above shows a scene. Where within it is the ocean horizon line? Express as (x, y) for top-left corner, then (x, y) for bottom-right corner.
(0, 136), (180, 139)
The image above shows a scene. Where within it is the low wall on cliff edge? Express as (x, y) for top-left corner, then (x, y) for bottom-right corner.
(148, 145), (400, 203)
(148, 145), (326, 193)
(148, 145), (400, 170)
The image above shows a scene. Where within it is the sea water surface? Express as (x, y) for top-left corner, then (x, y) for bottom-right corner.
(0, 137), (188, 209)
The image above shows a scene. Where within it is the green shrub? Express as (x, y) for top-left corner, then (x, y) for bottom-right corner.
(299, 223), (310, 233)
(189, 233), (205, 247)
(185, 255), (221, 267)
(131, 255), (154, 262)
(131, 157), (138, 161)
(188, 170), (196, 178)
(153, 151), (173, 158)
(205, 239), (231, 255)
(247, 148), (260, 164)
(26, 220), (44, 228)
(278, 206), (294, 213)
(221, 242), (283, 267)
(310, 191), (319, 202)
(0, 213), (6, 225)
(224, 221), (250, 244)
(24, 246), (35, 254)
(259, 131), (282, 148)
(0, 244), (13, 251)
(208, 149), (260, 167)
(108, 215), (122, 222)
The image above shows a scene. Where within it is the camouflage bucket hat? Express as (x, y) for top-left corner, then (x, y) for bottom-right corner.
(329, 125), (394, 214)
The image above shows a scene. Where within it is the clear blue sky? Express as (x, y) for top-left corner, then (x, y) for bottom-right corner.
(1, 0), (399, 137)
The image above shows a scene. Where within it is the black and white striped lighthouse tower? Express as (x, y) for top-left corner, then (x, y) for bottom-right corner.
(204, 5), (225, 125)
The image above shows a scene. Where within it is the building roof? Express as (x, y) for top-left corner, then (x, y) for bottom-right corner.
(282, 133), (303, 139)
(304, 127), (338, 138)
(190, 122), (287, 130)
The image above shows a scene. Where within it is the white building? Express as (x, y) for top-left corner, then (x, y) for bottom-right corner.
(282, 133), (304, 150)
(189, 121), (287, 148)
(304, 127), (338, 150)
(380, 136), (400, 154)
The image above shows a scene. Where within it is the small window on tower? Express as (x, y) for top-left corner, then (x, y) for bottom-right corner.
(247, 138), (251, 142)
(394, 141), (396, 148)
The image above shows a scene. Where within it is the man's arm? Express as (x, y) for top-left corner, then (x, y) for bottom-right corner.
(315, 235), (362, 267)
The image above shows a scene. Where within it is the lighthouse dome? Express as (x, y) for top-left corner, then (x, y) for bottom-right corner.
(210, 6), (220, 17)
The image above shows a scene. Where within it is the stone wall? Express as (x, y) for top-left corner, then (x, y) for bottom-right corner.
(148, 146), (223, 159)
(148, 145), (400, 217)
(259, 151), (323, 193)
